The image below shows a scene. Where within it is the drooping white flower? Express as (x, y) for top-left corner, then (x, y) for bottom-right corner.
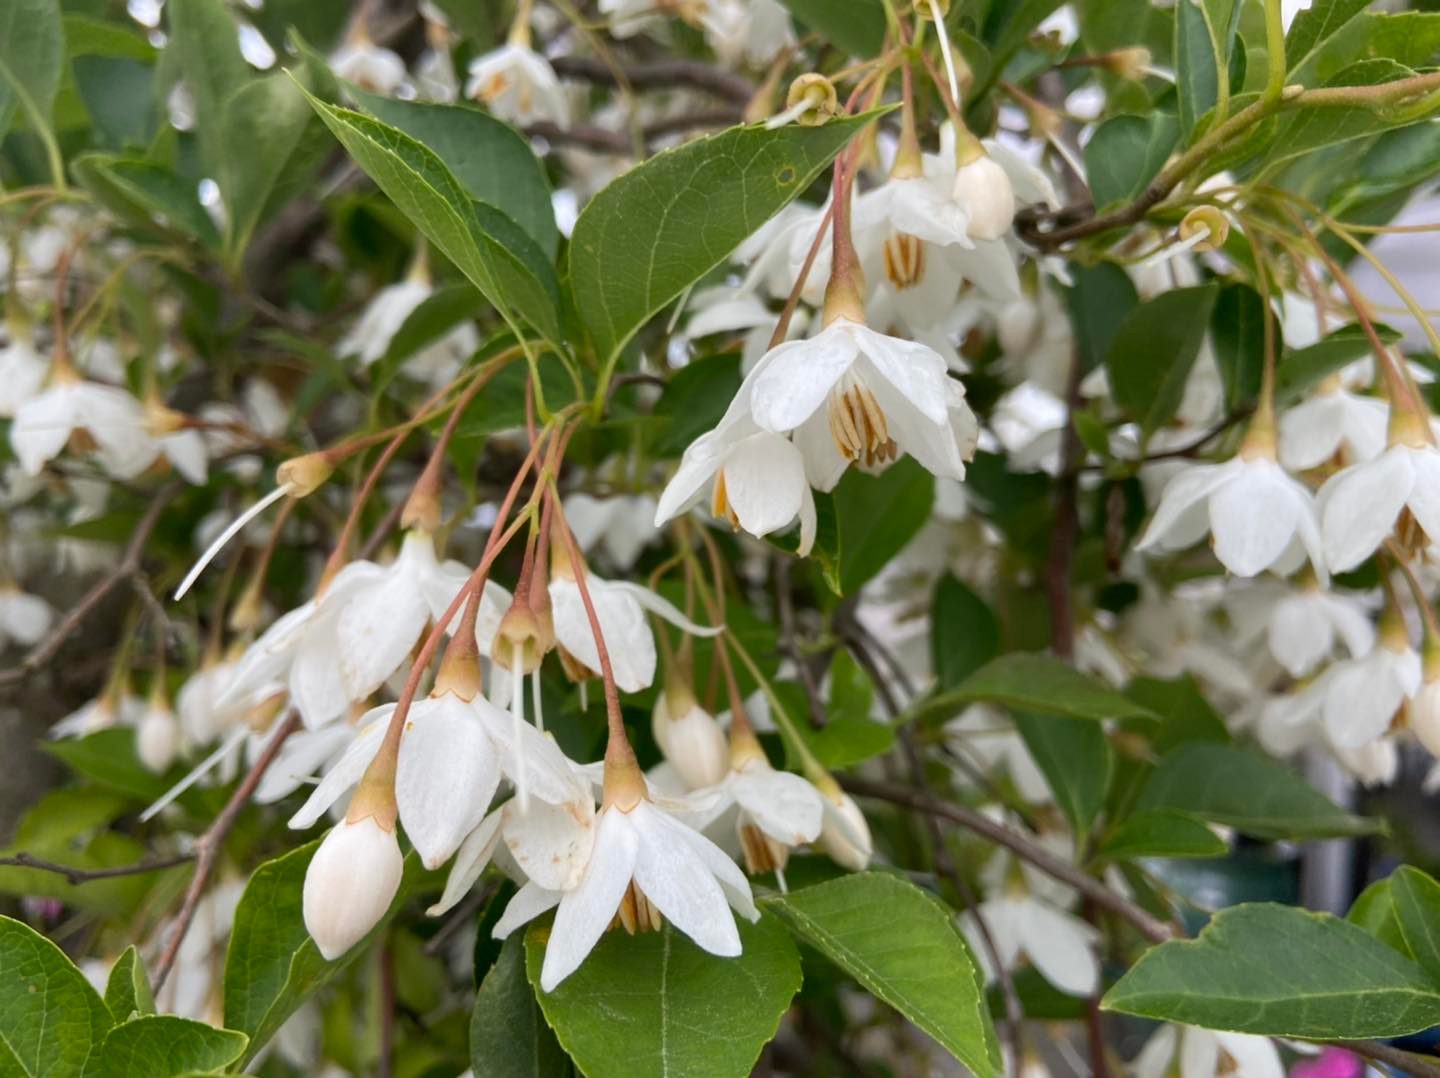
(1278, 381), (1388, 471)
(493, 795), (760, 991)
(52, 688), (145, 739)
(11, 375), (159, 479)
(330, 33), (408, 95)
(700, 0), (795, 65)
(1319, 627), (1420, 748)
(337, 276), (431, 367)
(136, 692), (181, 774)
(1133, 1022), (1283, 1078)
(651, 680), (730, 791)
(0, 584), (52, 649)
(1136, 454), (1327, 582)
(0, 328), (47, 418)
(951, 153), (1015, 242)
(1318, 440), (1440, 573)
(815, 782), (872, 871)
(1264, 582), (1375, 678)
(698, 747), (825, 876)
(563, 492), (659, 569)
(303, 815), (404, 960)
(466, 44), (567, 126)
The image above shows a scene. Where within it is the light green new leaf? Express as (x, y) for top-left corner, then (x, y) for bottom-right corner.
(1106, 283), (1218, 439)
(1104, 903), (1440, 1038)
(525, 914), (801, 1078)
(1084, 113), (1179, 209)
(353, 90), (558, 257)
(470, 936), (569, 1078)
(570, 111), (881, 365)
(104, 947), (155, 1022)
(96, 1017), (246, 1078)
(1136, 743), (1382, 840)
(1014, 714), (1112, 835)
(1390, 866), (1440, 983)
(834, 457), (934, 595)
(1097, 810), (1228, 862)
(764, 873), (1001, 1077)
(0, 915), (113, 1078)
(303, 91), (561, 345)
(0, 0), (64, 142)
(913, 652), (1160, 727)
(1066, 261), (1138, 373)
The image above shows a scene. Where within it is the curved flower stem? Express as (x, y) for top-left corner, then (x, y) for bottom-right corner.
(1262, 0), (1287, 103)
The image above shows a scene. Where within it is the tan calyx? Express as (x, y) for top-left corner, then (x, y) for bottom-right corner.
(432, 644), (482, 701)
(491, 598), (553, 676)
(276, 452), (334, 497)
(827, 373), (898, 467)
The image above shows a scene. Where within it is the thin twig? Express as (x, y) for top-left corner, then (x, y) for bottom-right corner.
(550, 54), (753, 104)
(151, 711), (301, 991)
(0, 851), (194, 885)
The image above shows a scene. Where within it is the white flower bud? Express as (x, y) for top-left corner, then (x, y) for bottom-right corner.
(952, 154), (1015, 242)
(1412, 680), (1440, 758)
(652, 694), (729, 790)
(303, 816), (403, 960)
(137, 704), (180, 773)
(819, 791), (873, 871)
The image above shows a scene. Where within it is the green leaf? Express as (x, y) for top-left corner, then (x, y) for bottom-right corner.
(96, 1017), (246, 1078)
(1122, 676), (1230, 752)
(652, 352), (743, 458)
(1175, 0), (1240, 140)
(63, 14), (157, 61)
(353, 90), (558, 258)
(302, 90), (561, 345)
(1286, 0), (1373, 80)
(930, 574), (1000, 691)
(1065, 262), (1138, 373)
(104, 948), (155, 1022)
(778, 0), (884, 55)
(1104, 903), (1440, 1038)
(0, 0), (64, 141)
(1106, 283), (1218, 439)
(1348, 879), (1412, 957)
(978, 0), (1066, 74)
(915, 653), (1160, 726)
(41, 729), (209, 812)
(1276, 322), (1401, 404)
(0, 914), (113, 1078)
(1135, 743), (1382, 840)
(470, 936), (568, 1078)
(73, 56), (158, 150)
(570, 112), (880, 366)
(72, 153), (221, 248)
(1013, 714), (1112, 835)
(833, 456), (934, 594)
(525, 914), (801, 1078)
(1210, 282), (1272, 413)
(1390, 866), (1440, 982)
(1257, 59), (1423, 172)
(1097, 809), (1228, 862)
(1084, 113), (1179, 209)
(764, 873), (1001, 1076)
(165, 0), (252, 179)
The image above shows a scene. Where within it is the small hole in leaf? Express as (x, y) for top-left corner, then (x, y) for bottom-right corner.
(775, 165), (797, 186)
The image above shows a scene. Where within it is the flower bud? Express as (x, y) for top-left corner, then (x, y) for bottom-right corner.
(1180, 205), (1229, 252)
(492, 598), (553, 677)
(302, 816), (403, 960)
(276, 452), (334, 497)
(817, 786), (872, 871)
(781, 74), (838, 127)
(1103, 46), (1152, 81)
(952, 153), (1015, 242)
(652, 683), (728, 790)
(137, 696), (180, 773)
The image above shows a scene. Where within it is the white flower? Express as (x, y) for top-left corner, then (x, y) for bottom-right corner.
(961, 882), (1100, 996)
(1136, 455), (1327, 581)
(302, 815), (404, 960)
(176, 656), (254, 747)
(700, 0), (795, 65)
(1133, 1023), (1283, 1078)
(1411, 678), (1440, 759)
(492, 796), (759, 991)
(330, 36), (408, 95)
(951, 153), (1015, 241)
(746, 317), (978, 488)
(945, 705), (1052, 804)
(1318, 442), (1440, 572)
(11, 377), (159, 478)
(563, 492), (659, 569)
(651, 685), (729, 790)
(816, 785), (872, 871)
(1319, 633), (1420, 748)
(548, 568), (721, 693)
(1278, 383), (1387, 471)
(466, 44), (567, 125)
(0, 330), (47, 418)
(705, 751), (825, 875)
(0, 585), (52, 649)
(136, 695), (181, 773)
(1264, 584), (1374, 678)
(337, 277), (431, 367)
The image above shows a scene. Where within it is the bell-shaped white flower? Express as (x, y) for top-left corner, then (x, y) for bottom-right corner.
(466, 44), (567, 125)
(330, 33), (408, 95)
(651, 679), (729, 791)
(1136, 449), (1326, 582)
(303, 815), (404, 960)
(1133, 1023), (1283, 1078)
(951, 152), (1015, 241)
(1265, 583), (1375, 678)
(1318, 439), (1440, 573)
(0, 328), (47, 418)
(11, 374), (158, 479)
(563, 492), (659, 569)
(1320, 624), (1421, 748)
(52, 687), (145, 739)
(1278, 381), (1387, 471)
(0, 584), (52, 648)
(337, 276), (431, 367)
(708, 745), (825, 877)
(136, 692), (181, 773)
(548, 559), (721, 693)
(746, 316), (978, 488)
(699, 0), (794, 65)
(815, 781), (872, 871)
(494, 794), (759, 991)
(1410, 666), (1440, 759)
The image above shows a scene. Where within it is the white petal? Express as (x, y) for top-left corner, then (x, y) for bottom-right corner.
(492, 880), (563, 939)
(11, 387), (78, 475)
(748, 324), (860, 433)
(427, 809), (504, 917)
(541, 808), (639, 991)
(1319, 447), (1413, 572)
(337, 572), (431, 700)
(288, 716), (389, 829)
(503, 796), (596, 891)
(1137, 462), (1235, 554)
(1209, 461), (1308, 577)
(613, 581), (724, 637)
(395, 695), (502, 869)
(1179, 1027), (1220, 1078)
(1017, 900), (1099, 996)
(255, 722), (356, 805)
(1267, 596), (1333, 678)
(646, 802), (758, 922)
(629, 802), (741, 958)
(720, 431), (808, 538)
(1404, 446), (1440, 550)
(1213, 1031), (1284, 1078)
(850, 323), (953, 428)
(731, 767), (824, 845)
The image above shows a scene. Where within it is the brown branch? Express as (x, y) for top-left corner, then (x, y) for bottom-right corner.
(525, 108), (743, 154)
(151, 711), (301, 991)
(0, 851), (193, 885)
(550, 54), (753, 104)
(0, 482), (182, 688)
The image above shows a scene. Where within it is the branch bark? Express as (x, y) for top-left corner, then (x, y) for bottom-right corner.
(0, 851), (193, 885)
(550, 55), (753, 104)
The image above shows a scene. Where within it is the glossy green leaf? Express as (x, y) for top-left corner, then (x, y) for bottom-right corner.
(1098, 809), (1228, 862)
(1122, 676), (1231, 752)
(652, 352), (743, 458)
(1085, 113), (1179, 209)
(165, 0), (252, 178)
(764, 873), (1001, 1076)
(1106, 283), (1218, 438)
(1276, 322), (1402, 404)
(352, 90), (558, 257)
(0, 915), (113, 1078)
(1013, 714), (1112, 835)
(0, 0), (64, 141)
(834, 457), (934, 594)
(1136, 743), (1382, 840)
(525, 914), (801, 1078)
(1210, 282), (1272, 413)
(72, 153), (221, 248)
(570, 112), (880, 365)
(1066, 261), (1138, 373)
(1104, 903), (1440, 1037)
(914, 652), (1160, 726)
(104, 947), (155, 1022)
(302, 90), (562, 345)
(1285, 0), (1373, 80)
(470, 936), (568, 1078)
(1348, 878), (1412, 957)
(778, 0), (884, 56)
(96, 1017), (246, 1077)
(930, 574), (1000, 691)
(1175, 0), (1240, 140)
(41, 729), (210, 813)
(1390, 866), (1440, 982)
(1258, 59), (1423, 173)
